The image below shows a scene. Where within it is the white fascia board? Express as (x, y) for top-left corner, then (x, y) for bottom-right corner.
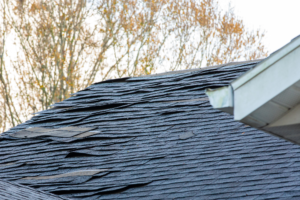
(232, 35), (300, 90)
(206, 35), (300, 145)
(234, 46), (300, 122)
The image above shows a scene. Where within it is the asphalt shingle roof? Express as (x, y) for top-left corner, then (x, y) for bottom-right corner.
(0, 179), (67, 200)
(2, 60), (300, 199)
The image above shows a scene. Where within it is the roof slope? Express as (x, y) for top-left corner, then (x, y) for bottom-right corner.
(2, 60), (300, 199)
(0, 179), (67, 200)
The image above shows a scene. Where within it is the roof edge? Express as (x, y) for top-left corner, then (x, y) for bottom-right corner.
(232, 35), (300, 90)
(206, 34), (300, 146)
(139, 59), (263, 78)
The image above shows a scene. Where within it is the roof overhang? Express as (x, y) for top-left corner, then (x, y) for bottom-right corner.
(206, 35), (300, 144)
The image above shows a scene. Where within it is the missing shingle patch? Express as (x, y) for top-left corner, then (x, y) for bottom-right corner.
(0, 162), (16, 167)
(179, 131), (194, 140)
(26, 127), (52, 132)
(22, 169), (109, 180)
(74, 131), (100, 138)
(163, 98), (209, 103)
(11, 126), (97, 138)
(58, 127), (94, 132)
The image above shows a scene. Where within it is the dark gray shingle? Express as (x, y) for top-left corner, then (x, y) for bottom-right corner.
(1, 60), (300, 199)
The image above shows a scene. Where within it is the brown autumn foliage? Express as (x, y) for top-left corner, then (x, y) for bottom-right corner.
(0, 0), (268, 131)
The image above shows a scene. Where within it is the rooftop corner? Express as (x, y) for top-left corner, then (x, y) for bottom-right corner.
(206, 35), (300, 145)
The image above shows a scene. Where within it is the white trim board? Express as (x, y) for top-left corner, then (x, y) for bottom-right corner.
(206, 34), (300, 145)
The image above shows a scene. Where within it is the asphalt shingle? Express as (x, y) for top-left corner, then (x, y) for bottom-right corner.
(1, 60), (300, 199)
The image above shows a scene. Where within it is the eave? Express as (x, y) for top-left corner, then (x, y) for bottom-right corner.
(206, 35), (300, 144)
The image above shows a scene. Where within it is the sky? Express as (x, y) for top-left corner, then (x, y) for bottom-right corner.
(218, 0), (300, 54)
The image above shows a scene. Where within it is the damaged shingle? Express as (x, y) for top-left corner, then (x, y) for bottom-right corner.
(22, 169), (109, 180)
(0, 162), (16, 168)
(74, 131), (100, 138)
(0, 179), (68, 200)
(179, 131), (195, 140)
(3, 60), (300, 199)
(11, 126), (97, 138)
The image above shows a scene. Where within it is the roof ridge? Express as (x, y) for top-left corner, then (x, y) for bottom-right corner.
(138, 59), (264, 78)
